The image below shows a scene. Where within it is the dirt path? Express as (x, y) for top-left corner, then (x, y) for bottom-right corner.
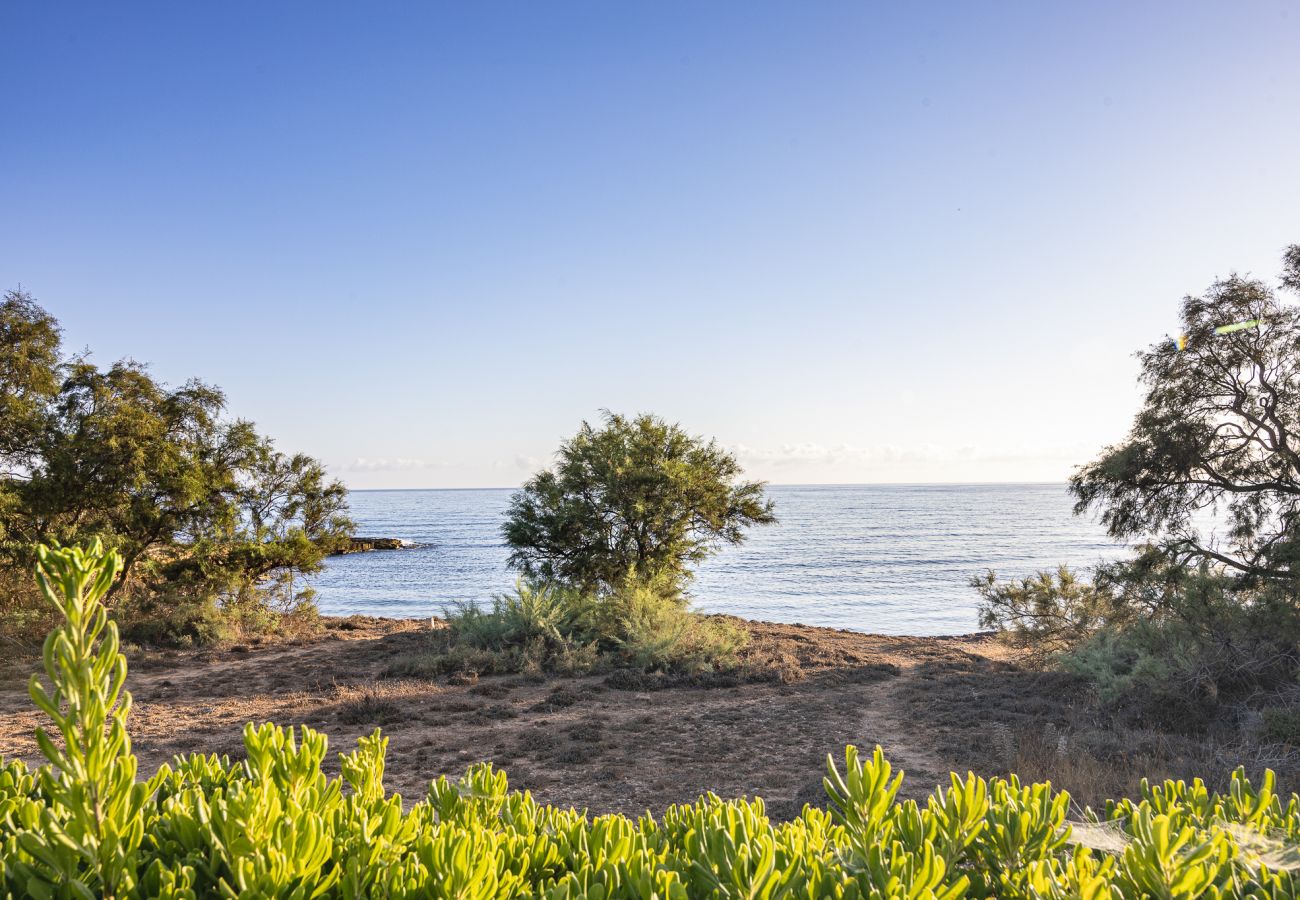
(857, 668), (953, 788)
(0, 616), (1030, 817)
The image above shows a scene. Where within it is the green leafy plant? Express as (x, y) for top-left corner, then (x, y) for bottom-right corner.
(16, 541), (149, 899)
(447, 579), (597, 651)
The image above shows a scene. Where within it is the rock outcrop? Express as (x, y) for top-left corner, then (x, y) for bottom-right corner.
(332, 537), (406, 555)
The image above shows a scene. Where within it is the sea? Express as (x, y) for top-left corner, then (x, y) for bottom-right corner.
(311, 483), (1127, 636)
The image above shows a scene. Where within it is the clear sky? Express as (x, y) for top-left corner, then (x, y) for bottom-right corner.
(4, 2), (1299, 489)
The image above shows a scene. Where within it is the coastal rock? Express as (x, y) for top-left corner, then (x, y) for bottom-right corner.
(333, 537), (406, 555)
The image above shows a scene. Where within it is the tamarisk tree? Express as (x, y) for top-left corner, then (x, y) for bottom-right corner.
(0, 289), (352, 637)
(503, 412), (775, 594)
(1072, 245), (1300, 581)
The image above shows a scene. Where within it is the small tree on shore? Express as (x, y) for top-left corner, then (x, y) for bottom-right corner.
(502, 412), (775, 595)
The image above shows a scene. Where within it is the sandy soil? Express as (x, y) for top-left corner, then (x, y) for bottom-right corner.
(0, 616), (1049, 818)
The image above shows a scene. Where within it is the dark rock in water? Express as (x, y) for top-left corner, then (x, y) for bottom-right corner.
(333, 537), (406, 555)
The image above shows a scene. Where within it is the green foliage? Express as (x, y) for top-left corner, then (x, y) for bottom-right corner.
(502, 411), (776, 595)
(15, 540), (148, 899)
(0, 289), (61, 468)
(6, 542), (1300, 897)
(1062, 594), (1300, 725)
(983, 246), (1300, 716)
(598, 575), (749, 673)
(980, 550), (1300, 720)
(1071, 244), (1300, 581)
(0, 290), (353, 645)
(449, 580), (599, 651)
(118, 591), (235, 648)
(974, 565), (1137, 663)
(432, 580), (603, 677)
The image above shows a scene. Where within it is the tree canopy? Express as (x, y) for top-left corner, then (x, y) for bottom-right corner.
(1071, 246), (1300, 582)
(502, 412), (775, 594)
(0, 288), (352, 641)
(0, 290), (62, 469)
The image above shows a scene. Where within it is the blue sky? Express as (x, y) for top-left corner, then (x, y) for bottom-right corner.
(4, 2), (1299, 488)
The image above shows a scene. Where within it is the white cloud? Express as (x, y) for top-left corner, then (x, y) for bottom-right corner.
(487, 455), (545, 471)
(730, 442), (1090, 468)
(347, 457), (453, 472)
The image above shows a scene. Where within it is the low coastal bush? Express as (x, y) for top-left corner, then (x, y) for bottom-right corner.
(448, 580), (599, 651)
(602, 578), (748, 673)
(7, 543), (1300, 898)
(977, 556), (1300, 727)
(418, 575), (749, 679)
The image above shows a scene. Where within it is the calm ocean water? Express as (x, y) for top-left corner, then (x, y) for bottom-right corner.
(312, 483), (1126, 636)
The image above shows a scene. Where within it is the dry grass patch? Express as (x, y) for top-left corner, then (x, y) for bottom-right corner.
(330, 680), (436, 727)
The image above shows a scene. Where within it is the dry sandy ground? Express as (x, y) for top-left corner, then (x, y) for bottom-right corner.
(0, 616), (1221, 817)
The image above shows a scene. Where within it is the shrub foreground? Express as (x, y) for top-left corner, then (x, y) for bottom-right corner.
(5, 546), (1300, 897)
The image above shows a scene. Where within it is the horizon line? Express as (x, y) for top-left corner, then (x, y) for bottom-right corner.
(345, 480), (1070, 493)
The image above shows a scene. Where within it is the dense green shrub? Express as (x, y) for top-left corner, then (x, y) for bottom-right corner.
(7, 543), (1300, 898)
(978, 553), (1300, 722)
(447, 580), (599, 652)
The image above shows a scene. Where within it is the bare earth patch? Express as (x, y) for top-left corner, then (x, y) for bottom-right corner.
(0, 615), (1287, 817)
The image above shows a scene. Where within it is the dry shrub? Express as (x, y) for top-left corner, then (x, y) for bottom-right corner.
(331, 680), (430, 726)
(0, 567), (54, 650)
(991, 721), (1300, 811)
